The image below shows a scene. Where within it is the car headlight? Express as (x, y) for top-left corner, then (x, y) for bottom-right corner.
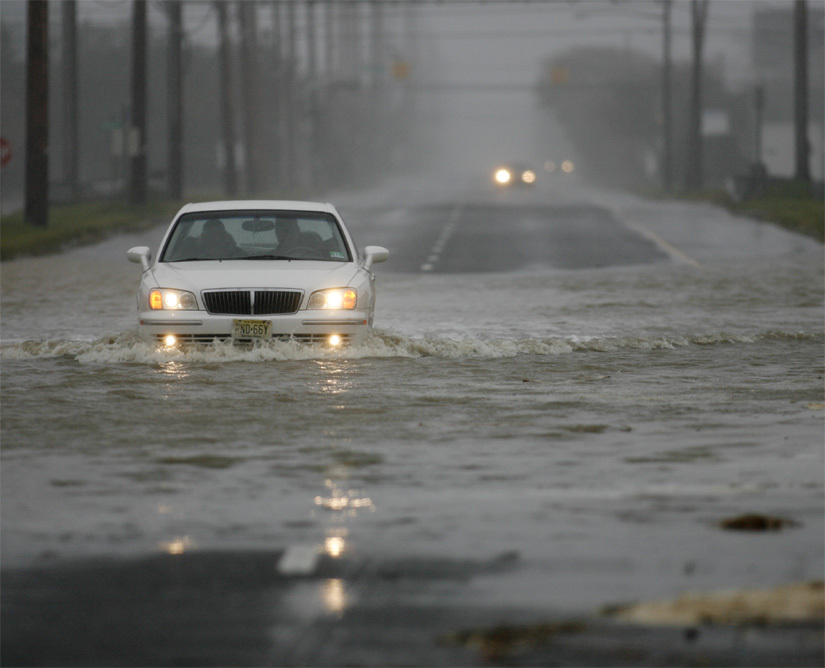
(149, 288), (198, 310)
(521, 169), (536, 184)
(308, 288), (357, 310)
(494, 168), (511, 185)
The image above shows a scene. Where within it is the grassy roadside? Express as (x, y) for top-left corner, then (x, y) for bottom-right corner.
(657, 181), (824, 243)
(2, 185), (822, 262)
(0, 199), (183, 261)
(731, 191), (824, 243)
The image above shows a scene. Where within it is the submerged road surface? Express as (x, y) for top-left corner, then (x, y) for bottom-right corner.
(2, 176), (823, 666)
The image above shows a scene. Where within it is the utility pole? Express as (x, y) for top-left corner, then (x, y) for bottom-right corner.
(306, 0), (317, 186)
(168, 0), (183, 200)
(284, 0), (297, 189)
(271, 1), (284, 186)
(661, 0), (672, 193)
(754, 84), (764, 167)
(129, 0), (148, 205)
(685, 0), (709, 193)
(239, 1), (262, 195)
(216, 1), (237, 197)
(794, 0), (811, 183)
(369, 1), (384, 175)
(25, 0), (49, 228)
(325, 0), (335, 86)
(62, 0), (79, 201)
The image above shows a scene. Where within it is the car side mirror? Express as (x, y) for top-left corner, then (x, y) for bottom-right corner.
(363, 246), (389, 270)
(127, 246), (152, 271)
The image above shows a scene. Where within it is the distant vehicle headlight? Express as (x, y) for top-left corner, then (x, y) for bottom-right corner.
(149, 288), (198, 310)
(308, 288), (357, 310)
(521, 169), (536, 184)
(494, 168), (512, 185)
(562, 160), (575, 173)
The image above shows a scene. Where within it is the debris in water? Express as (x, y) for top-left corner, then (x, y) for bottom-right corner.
(440, 620), (586, 661)
(719, 513), (798, 531)
(603, 581), (824, 626)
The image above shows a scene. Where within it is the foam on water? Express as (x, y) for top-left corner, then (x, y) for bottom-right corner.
(1, 327), (819, 364)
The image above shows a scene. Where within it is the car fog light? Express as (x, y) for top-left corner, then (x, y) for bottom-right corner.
(328, 334), (342, 347)
(163, 335), (177, 347)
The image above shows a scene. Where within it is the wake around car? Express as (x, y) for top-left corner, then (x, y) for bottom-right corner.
(127, 200), (388, 348)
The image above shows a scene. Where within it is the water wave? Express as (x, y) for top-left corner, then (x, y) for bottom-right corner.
(1, 328), (821, 364)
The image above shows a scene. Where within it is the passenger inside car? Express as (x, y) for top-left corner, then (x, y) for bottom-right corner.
(197, 219), (239, 259)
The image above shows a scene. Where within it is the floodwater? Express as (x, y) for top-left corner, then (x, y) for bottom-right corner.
(1, 181), (823, 617)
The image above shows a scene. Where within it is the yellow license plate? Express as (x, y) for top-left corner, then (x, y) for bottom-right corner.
(232, 319), (271, 339)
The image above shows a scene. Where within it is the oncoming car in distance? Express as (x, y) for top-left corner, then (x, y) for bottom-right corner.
(127, 200), (389, 348)
(493, 163), (537, 188)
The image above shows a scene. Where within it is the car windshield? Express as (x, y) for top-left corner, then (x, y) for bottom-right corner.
(160, 210), (352, 263)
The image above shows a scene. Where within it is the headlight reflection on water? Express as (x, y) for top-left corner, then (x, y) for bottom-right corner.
(324, 532), (347, 558)
(159, 535), (195, 555)
(321, 578), (347, 617)
(313, 360), (354, 396)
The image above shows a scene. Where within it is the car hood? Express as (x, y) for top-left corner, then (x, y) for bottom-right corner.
(150, 260), (362, 292)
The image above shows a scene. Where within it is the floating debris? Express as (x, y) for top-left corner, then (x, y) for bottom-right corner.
(603, 581), (824, 626)
(158, 455), (239, 469)
(441, 620), (586, 661)
(719, 513), (798, 531)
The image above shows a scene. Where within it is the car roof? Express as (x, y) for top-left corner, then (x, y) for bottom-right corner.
(176, 200), (336, 215)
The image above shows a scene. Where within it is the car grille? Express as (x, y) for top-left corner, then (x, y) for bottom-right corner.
(202, 290), (302, 315)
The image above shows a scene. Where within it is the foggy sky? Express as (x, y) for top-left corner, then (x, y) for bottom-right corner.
(0, 1), (807, 192)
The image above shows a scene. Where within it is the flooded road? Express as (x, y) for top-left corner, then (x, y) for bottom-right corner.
(1, 178), (823, 664)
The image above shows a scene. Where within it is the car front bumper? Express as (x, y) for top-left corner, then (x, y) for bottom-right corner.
(137, 310), (372, 347)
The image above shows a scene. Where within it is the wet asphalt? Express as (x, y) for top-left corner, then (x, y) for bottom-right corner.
(2, 550), (822, 667)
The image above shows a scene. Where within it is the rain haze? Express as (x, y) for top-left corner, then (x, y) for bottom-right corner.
(1, 1), (824, 666)
(2, 0), (821, 201)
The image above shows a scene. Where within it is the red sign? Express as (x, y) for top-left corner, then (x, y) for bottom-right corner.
(0, 137), (11, 167)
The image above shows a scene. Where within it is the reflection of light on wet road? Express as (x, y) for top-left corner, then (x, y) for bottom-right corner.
(159, 536), (194, 555)
(315, 491), (374, 512)
(324, 530), (348, 558)
(321, 579), (347, 617)
(315, 475), (375, 515)
(314, 360), (353, 396)
(158, 361), (188, 378)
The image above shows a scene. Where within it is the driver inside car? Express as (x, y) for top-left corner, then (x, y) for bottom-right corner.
(275, 218), (300, 252)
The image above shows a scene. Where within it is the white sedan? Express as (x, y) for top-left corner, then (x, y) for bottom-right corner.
(127, 200), (388, 348)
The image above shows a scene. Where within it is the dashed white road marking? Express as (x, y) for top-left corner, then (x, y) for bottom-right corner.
(278, 545), (320, 575)
(420, 202), (464, 272)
